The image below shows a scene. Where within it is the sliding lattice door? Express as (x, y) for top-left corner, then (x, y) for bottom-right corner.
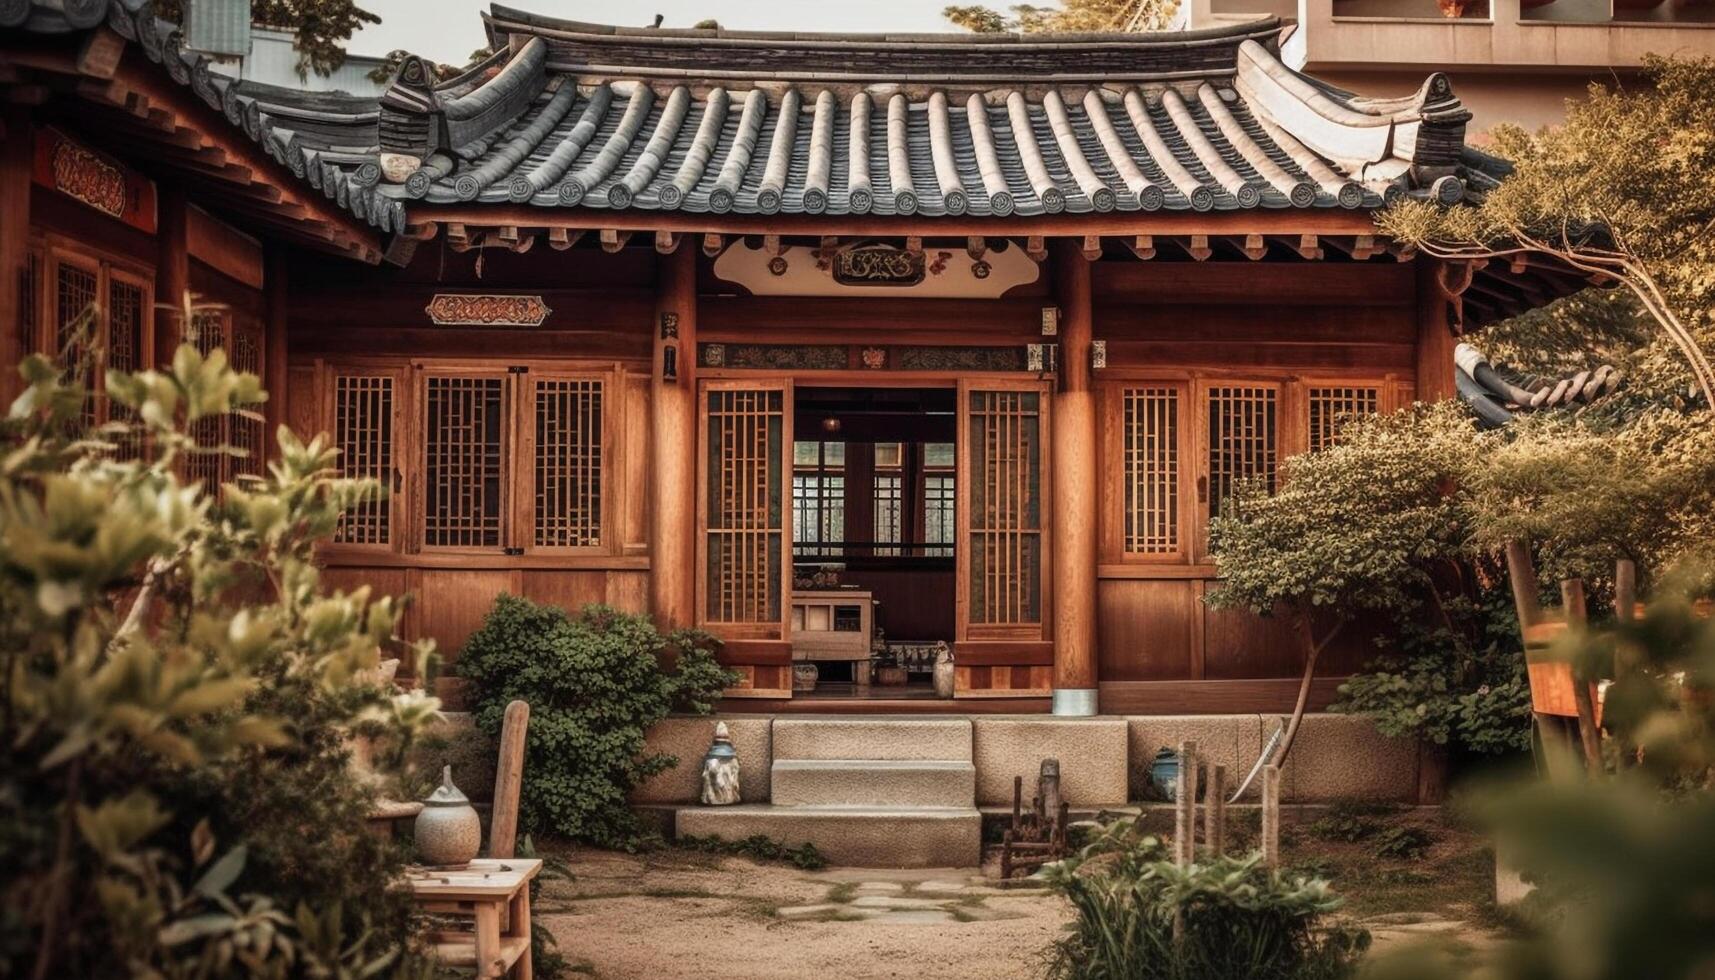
(699, 381), (792, 698)
(420, 369), (512, 553)
(960, 382), (1048, 640)
(330, 367), (405, 550)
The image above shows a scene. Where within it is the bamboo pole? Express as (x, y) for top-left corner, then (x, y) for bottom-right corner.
(1205, 764), (1226, 859)
(1261, 764), (1280, 870)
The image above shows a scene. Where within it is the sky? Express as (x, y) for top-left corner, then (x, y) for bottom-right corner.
(347, 0), (960, 63)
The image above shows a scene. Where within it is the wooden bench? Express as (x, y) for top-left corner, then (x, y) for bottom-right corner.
(408, 859), (540, 979)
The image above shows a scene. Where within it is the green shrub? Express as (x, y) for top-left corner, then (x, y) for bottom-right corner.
(1373, 826), (1435, 861)
(1307, 801), (1399, 844)
(675, 833), (828, 870)
(0, 314), (438, 978)
(456, 596), (735, 849)
(1044, 820), (1369, 980)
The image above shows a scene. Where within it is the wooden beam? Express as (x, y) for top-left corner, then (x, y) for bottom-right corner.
(762, 233), (784, 256)
(966, 236), (988, 260)
(1080, 234), (1102, 262)
(550, 227), (584, 250)
(701, 232), (724, 257)
(651, 246), (697, 630)
(1025, 235), (1047, 262)
(263, 247), (289, 458)
(654, 230), (681, 254)
(75, 27), (127, 79)
(600, 229), (633, 253)
(1416, 258), (1457, 400)
(0, 106), (30, 404)
(1241, 233), (1266, 260)
(1180, 235), (1212, 261)
(156, 184), (189, 363)
(1123, 235), (1155, 261)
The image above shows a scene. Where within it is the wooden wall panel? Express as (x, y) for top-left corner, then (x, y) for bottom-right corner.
(320, 566), (409, 601)
(417, 569), (517, 664)
(605, 570), (650, 615)
(621, 372), (650, 554)
(1093, 262), (1414, 307)
(519, 569), (607, 615)
(849, 567), (956, 641)
(1203, 588), (1303, 679)
(286, 364), (318, 440)
(1096, 579), (1198, 681)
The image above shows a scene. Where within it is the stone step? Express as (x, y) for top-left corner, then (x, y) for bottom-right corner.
(772, 759), (976, 808)
(772, 718), (973, 762)
(676, 804), (982, 868)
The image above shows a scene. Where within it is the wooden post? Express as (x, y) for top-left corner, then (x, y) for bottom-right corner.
(1503, 540), (1544, 631)
(1175, 739), (1199, 866)
(1205, 764), (1226, 859)
(1561, 579), (1604, 774)
(650, 246), (697, 630)
(488, 699), (529, 860)
(1261, 764), (1280, 869)
(263, 248), (289, 457)
(0, 107), (31, 405)
(1614, 559), (1637, 625)
(156, 184), (190, 362)
(1414, 258), (1457, 402)
(1050, 239), (1098, 715)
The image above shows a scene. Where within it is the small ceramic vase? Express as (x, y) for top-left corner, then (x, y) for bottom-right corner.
(700, 722), (742, 806)
(415, 765), (482, 866)
(931, 645), (956, 699)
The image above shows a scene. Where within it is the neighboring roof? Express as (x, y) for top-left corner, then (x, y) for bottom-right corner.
(3, 1), (1500, 231)
(1455, 342), (1622, 427)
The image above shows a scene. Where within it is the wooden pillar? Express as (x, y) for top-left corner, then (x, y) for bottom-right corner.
(156, 185), (189, 362)
(0, 107), (32, 404)
(1414, 258), (1456, 402)
(263, 247), (289, 457)
(1050, 240), (1098, 715)
(650, 245), (697, 630)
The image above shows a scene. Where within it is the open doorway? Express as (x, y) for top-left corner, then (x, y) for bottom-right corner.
(789, 387), (955, 699)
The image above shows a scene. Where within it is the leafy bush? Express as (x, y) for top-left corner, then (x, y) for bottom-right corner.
(0, 311), (437, 978)
(1307, 802), (1396, 844)
(1372, 827), (1435, 861)
(1044, 821), (1369, 980)
(457, 596), (735, 849)
(675, 833), (828, 870)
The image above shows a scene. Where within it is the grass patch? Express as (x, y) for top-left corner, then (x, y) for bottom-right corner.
(674, 833), (828, 870)
(824, 881), (859, 905)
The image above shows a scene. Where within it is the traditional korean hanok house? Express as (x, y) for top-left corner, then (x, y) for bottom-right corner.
(1, 2), (1592, 727)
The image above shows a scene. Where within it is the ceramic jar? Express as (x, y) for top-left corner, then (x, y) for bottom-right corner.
(415, 765), (482, 866)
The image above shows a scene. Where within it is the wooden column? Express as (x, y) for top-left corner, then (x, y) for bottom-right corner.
(1050, 240), (1098, 715)
(156, 185), (189, 362)
(650, 245), (698, 630)
(0, 107), (32, 404)
(1414, 258), (1456, 402)
(264, 247), (289, 456)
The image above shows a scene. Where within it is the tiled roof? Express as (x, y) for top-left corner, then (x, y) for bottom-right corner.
(5, 0), (1499, 230)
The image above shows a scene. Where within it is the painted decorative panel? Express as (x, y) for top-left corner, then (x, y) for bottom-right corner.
(423, 293), (550, 327)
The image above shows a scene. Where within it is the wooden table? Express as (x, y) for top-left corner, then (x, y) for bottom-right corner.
(407, 858), (541, 979)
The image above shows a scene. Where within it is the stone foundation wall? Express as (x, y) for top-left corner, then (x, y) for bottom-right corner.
(634, 713), (1437, 807)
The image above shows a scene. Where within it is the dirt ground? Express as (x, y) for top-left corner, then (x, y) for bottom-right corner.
(535, 806), (1502, 980)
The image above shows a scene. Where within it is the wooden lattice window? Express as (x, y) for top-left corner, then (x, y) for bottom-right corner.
(39, 250), (153, 435)
(229, 320), (266, 476)
(423, 373), (509, 550)
(332, 371), (397, 547)
(1206, 385), (1277, 518)
(53, 257), (100, 424)
(1307, 385), (1380, 453)
(1123, 386), (1181, 556)
(183, 309), (231, 490)
(967, 389), (1043, 627)
(704, 387), (785, 625)
(530, 376), (604, 550)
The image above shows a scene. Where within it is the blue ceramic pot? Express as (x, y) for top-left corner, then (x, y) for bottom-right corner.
(1150, 748), (1181, 802)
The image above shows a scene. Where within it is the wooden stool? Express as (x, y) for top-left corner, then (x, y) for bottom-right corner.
(409, 858), (541, 979)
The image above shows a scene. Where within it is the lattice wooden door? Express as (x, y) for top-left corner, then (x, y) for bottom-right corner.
(959, 381), (1049, 642)
(329, 366), (406, 550)
(521, 373), (607, 553)
(420, 369), (513, 553)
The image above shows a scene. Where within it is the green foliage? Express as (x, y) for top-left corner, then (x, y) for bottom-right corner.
(944, 0), (1180, 35)
(0, 306), (437, 977)
(456, 596), (736, 850)
(1380, 56), (1715, 406)
(1208, 403), (1482, 620)
(1334, 587), (1534, 755)
(1045, 820), (1369, 980)
(1371, 826), (1435, 862)
(155, 0), (381, 80)
(1306, 802), (1397, 844)
(1363, 576), (1715, 980)
(674, 833), (828, 870)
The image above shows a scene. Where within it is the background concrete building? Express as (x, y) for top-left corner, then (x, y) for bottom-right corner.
(1180, 0), (1715, 133)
